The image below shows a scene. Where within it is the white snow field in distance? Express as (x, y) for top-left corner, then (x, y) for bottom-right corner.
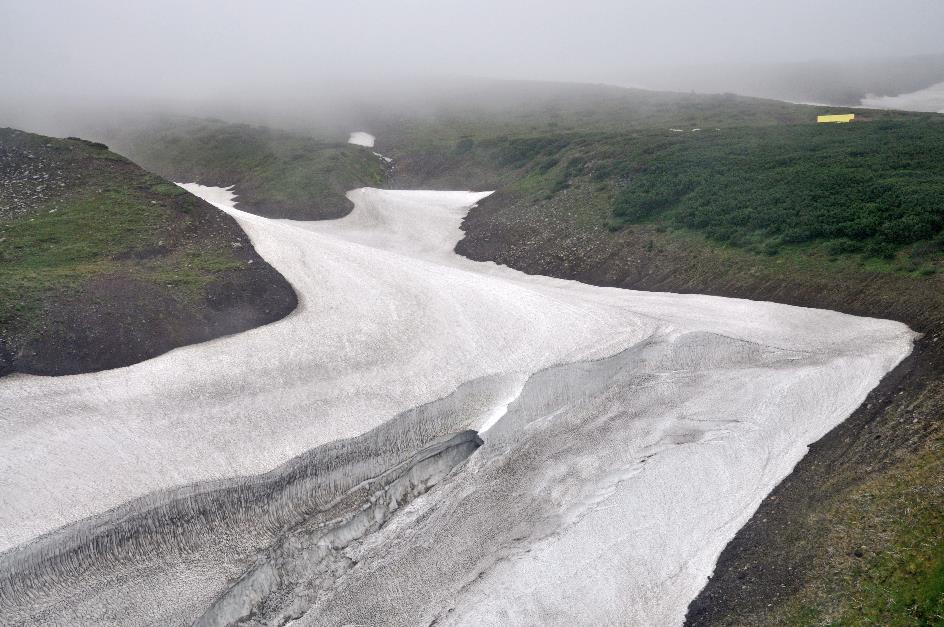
(861, 81), (944, 113)
(0, 174), (914, 624)
(348, 131), (375, 147)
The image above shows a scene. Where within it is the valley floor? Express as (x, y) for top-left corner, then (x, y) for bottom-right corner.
(0, 176), (914, 624)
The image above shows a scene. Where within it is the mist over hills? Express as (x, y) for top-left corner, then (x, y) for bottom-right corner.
(619, 53), (944, 106)
(3, 0), (944, 136)
(5, 56), (944, 149)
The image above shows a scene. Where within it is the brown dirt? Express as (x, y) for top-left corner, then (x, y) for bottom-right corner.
(6, 261), (297, 377)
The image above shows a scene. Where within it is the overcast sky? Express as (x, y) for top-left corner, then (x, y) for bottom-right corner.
(2, 0), (944, 113)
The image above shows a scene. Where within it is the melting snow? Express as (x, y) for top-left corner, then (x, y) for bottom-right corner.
(348, 131), (375, 147)
(0, 174), (914, 624)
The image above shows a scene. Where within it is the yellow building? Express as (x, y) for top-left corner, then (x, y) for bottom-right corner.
(817, 114), (855, 123)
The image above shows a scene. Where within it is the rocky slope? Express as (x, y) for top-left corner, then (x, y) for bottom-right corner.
(0, 127), (297, 376)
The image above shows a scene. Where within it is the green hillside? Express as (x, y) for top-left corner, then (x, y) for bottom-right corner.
(108, 119), (387, 219)
(0, 127), (296, 375)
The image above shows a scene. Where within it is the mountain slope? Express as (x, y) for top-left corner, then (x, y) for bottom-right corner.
(0, 127), (297, 376)
(102, 118), (388, 220)
(435, 121), (944, 623)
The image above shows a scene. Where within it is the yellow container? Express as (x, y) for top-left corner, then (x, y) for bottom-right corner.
(817, 114), (855, 123)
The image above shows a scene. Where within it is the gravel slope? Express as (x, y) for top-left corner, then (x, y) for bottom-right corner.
(0, 128), (296, 376)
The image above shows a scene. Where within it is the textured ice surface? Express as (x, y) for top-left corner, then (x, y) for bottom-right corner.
(348, 130), (376, 147)
(0, 181), (914, 625)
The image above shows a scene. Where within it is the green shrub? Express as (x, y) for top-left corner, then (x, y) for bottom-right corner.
(603, 121), (944, 260)
(494, 137), (570, 168)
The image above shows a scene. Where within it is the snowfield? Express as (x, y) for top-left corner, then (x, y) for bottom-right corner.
(0, 170), (914, 624)
(861, 81), (944, 113)
(348, 131), (376, 147)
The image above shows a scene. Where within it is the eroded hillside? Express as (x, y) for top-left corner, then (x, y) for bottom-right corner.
(0, 127), (297, 375)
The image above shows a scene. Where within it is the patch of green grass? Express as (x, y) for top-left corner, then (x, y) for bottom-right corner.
(150, 181), (188, 198)
(775, 434), (944, 626)
(0, 129), (248, 333)
(1, 189), (169, 269)
(115, 121), (387, 219)
(143, 250), (245, 295)
(840, 449), (944, 625)
(1, 183), (169, 327)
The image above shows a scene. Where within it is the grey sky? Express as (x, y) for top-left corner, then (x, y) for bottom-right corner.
(2, 0), (944, 116)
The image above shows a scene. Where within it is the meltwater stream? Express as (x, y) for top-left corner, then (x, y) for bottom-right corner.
(0, 142), (915, 625)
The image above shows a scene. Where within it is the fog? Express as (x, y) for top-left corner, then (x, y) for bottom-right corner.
(2, 0), (944, 133)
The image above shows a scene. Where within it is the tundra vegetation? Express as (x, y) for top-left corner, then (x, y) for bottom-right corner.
(0, 127), (295, 375)
(105, 118), (387, 220)
(384, 107), (944, 275)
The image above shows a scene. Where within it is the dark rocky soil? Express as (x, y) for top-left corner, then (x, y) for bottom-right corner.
(0, 128), (297, 376)
(453, 185), (943, 624)
(7, 268), (297, 377)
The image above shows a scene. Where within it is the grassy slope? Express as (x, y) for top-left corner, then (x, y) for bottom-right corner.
(0, 127), (296, 375)
(606, 121), (944, 262)
(375, 82), (839, 190)
(105, 118), (387, 220)
(778, 432), (943, 625)
(374, 81), (831, 144)
(387, 104), (944, 273)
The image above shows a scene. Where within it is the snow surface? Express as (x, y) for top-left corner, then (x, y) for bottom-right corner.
(861, 81), (944, 113)
(348, 131), (375, 147)
(0, 181), (914, 624)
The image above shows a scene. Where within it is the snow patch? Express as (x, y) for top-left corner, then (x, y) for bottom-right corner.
(861, 82), (944, 113)
(348, 131), (375, 147)
(178, 182), (238, 208)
